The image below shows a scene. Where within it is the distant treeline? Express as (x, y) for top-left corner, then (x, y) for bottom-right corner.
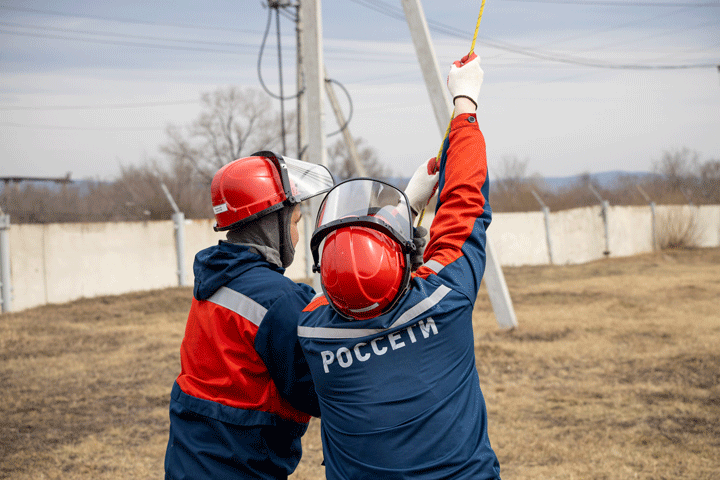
(2, 85), (718, 224)
(2, 149), (717, 224)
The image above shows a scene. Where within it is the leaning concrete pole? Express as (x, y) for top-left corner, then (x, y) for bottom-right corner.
(401, 0), (517, 329)
(400, 0), (450, 134)
(324, 66), (367, 177)
(300, 0), (327, 289)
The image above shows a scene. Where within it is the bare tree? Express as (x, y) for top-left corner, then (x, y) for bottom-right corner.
(161, 86), (295, 185)
(698, 158), (720, 203)
(326, 136), (392, 181)
(491, 156), (544, 212)
(652, 147), (700, 193)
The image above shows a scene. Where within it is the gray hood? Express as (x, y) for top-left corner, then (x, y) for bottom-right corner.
(225, 205), (295, 268)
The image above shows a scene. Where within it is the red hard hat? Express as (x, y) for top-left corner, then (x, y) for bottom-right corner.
(320, 225), (407, 320)
(211, 151), (334, 231)
(211, 155), (285, 231)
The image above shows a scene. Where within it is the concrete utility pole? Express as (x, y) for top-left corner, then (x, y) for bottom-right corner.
(400, 0), (451, 134)
(296, 2), (306, 161)
(300, 0), (326, 169)
(300, 0), (326, 286)
(401, 0), (518, 329)
(295, 1), (313, 279)
(324, 68), (367, 177)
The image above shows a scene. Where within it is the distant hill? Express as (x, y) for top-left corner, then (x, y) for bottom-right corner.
(1, 170), (658, 196)
(0, 178), (101, 195)
(384, 170), (658, 192)
(538, 170), (659, 191)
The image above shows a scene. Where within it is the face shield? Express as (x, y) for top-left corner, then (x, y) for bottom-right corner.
(310, 178), (415, 271)
(252, 150), (335, 206)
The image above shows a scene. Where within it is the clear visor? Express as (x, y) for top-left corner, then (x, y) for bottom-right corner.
(315, 179), (413, 243)
(282, 156), (335, 203)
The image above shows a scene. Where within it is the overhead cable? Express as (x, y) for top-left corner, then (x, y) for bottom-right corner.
(257, 3), (302, 100)
(347, 0), (717, 69)
(0, 20), (261, 50)
(1, 121), (165, 131)
(0, 100), (199, 111)
(503, 0), (720, 7)
(0, 5), (262, 34)
(0, 28), (258, 55)
(325, 79), (354, 137)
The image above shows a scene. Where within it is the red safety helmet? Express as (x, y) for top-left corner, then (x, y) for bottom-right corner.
(311, 179), (415, 320)
(211, 151), (334, 231)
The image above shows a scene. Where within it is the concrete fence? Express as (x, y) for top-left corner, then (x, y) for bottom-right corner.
(1, 204), (718, 313)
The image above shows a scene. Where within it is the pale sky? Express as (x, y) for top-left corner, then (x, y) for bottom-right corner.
(1, 0), (718, 181)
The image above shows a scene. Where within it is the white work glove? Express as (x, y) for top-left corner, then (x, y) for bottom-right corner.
(404, 157), (439, 217)
(447, 53), (484, 108)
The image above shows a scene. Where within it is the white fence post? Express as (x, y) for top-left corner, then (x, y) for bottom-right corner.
(172, 212), (187, 287)
(636, 185), (657, 251)
(589, 184), (611, 257)
(531, 189), (554, 264)
(160, 183), (188, 287)
(0, 213), (12, 313)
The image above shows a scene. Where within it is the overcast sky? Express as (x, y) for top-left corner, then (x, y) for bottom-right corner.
(1, 0), (718, 182)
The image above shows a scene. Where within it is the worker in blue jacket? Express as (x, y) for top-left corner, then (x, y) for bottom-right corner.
(164, 151), (333, 479)
(298, 53), (501, 479)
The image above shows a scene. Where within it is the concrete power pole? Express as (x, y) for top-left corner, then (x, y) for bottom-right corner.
(296, 1), (314, 280)
(300, 0), (326, 169)
(399, 0), (450, 135)
(300, 0), (326, 288)
(296, 2), (306, 162)
(401, 0), (517, 329)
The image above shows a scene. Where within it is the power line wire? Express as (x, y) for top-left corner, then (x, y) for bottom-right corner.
(487, 5), (692, 57)
(0, 19), (417, 64)
(0, 121), (165, 131)
(257, 3), (302, 100)
(347, 0), (718, 69)
(0, 28), (258, 55)
(565, 17), (720, 57)
(503, 0), (720, 6)
(0, 100), (199, 111)
(0, 5), (262, 34)
(0, 20), (262, 49)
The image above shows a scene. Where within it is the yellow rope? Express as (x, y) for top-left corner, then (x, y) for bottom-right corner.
(417, 0), (485, 227)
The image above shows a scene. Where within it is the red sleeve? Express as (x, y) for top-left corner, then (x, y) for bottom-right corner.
(416, 113), (487, 276)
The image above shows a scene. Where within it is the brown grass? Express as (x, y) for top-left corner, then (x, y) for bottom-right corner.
(1, 248), (719, 479)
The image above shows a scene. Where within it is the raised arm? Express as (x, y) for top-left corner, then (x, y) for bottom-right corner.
(415, 53), (491, 300)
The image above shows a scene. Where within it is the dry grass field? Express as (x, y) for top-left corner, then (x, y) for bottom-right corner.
(1, 247), (719, 479)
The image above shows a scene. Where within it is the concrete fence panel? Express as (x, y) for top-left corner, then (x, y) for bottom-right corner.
(489, 211), (549, 267)
(9, 224), (46, 311)
(47, 221), (177, 304)
(549, 206), (607, 265)
(10, 221), (178, 311)
(181, 218), (310, 284)
(696, 206), (720, 247)
(4, 204), (719, 312)
(607, 205), (654, 258)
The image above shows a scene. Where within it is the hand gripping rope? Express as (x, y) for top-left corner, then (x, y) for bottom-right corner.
(417, 0), (486, 227)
